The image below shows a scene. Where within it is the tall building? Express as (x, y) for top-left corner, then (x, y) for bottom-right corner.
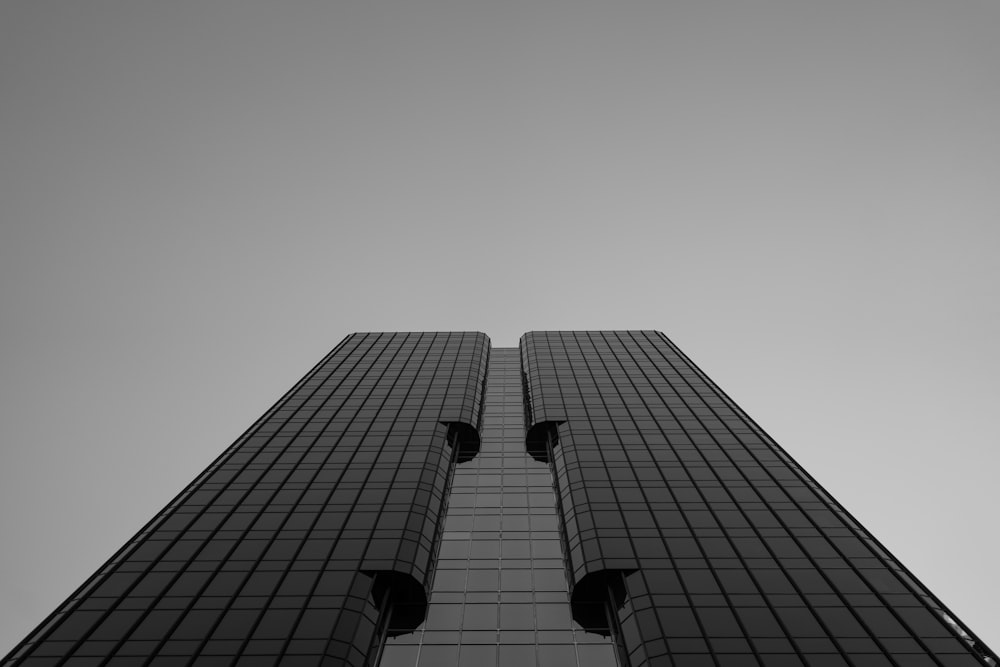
(3, 331), (994, 667)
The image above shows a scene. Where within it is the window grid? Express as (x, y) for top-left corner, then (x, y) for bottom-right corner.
(6, 331), (993, 667)
(379, 349), (620, 667)
(7, 332), (490, 667)
(520, 330), (993, 667)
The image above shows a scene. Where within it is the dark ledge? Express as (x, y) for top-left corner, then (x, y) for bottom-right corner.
(441, 422), (480, 463)
(570, 569), (633, 636)
(367, 570), (429, 637)
(525, 420), (563, 463)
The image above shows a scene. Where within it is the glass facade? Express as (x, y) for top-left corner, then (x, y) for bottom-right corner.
(3, 331), (995, 667)
(2, 332), (489, 667)
(378, 348), (619, 667)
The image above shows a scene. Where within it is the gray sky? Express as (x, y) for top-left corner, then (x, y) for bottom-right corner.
(1, 0), (998, 655)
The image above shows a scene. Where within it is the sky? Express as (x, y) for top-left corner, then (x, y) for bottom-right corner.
(1, 0), (998, 656)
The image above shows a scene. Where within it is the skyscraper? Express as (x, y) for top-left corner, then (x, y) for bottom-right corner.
(4, 331), (994, 667)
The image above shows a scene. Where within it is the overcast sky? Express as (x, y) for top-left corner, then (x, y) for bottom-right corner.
(1, 0), (998, 655)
